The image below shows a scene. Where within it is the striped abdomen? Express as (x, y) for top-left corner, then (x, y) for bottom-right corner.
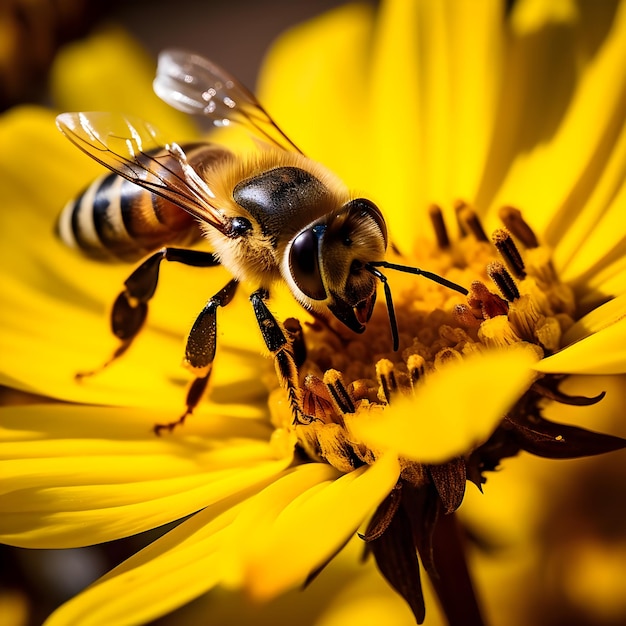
(57, 143), (228, 262)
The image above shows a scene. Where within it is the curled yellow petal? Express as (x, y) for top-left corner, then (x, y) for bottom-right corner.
(239, 455), (400, 600)
(351, 346), (540, 463)
(535, 316), (626, 375)
(562, 294), (626, 345)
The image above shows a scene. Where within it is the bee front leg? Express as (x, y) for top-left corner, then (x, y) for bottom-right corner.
(77, 248), (220, 379)
(250, 289), (314, 426)
(154, 278), (239, 435)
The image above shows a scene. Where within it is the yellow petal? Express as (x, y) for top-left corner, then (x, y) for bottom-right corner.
(511, 0), (579, 33)
(169, 536), (421, 626)
(366, 0), (505, 247)
(44, 501), (239, 626)
(257, 3), (373, 188)
(351, 346), (540, 463)
(220, 463), (341, 587)
(403, 0), (505, 211)
(366, 0), (424, 252)
(556, 114), (626, 285)
(562, 294), (626, 345)
(238, 455), (400, 600)
(487, 0), (626, 241)
(581, 263), (626, 309)
(535, 316), (626, 375)
(440, 0), (504, 205)
(0, 404), (290, 548)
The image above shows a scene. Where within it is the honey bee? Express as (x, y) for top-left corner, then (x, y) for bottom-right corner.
(56, 49), (467, 433)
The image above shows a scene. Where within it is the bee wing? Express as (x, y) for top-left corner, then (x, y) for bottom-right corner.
(56, 111), (230, 234)
(154, 49), (302, 154)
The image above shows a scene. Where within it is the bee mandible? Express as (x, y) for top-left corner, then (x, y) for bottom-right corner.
(56, 50), (468, 433)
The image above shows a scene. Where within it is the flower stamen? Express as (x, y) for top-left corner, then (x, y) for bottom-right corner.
(492, 228), (526, 279)
(376, 358), (398, 403)
(407, 353), (425, 389)
(323, 369), (355, 416)
(428, 203), (450, 249)
(454, 199), (469, 237)
(498, 205), (539, 248)
(487, 261), (520, 301)
(458, 205), (489, 242)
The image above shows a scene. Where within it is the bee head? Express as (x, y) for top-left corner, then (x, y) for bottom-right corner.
(287, 198), (387, 333)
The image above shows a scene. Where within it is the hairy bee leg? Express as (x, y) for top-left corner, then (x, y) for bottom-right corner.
(154, 278), (239, 435)
(77, 248), (221, 379)
(283, 318), (307, 368)
(250, 289), (315, 425)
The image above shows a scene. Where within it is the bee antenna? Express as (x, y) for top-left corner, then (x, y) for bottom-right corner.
(366, 261), (469, 351)
(365, 265), (399, 351)
(368, 261), (469, 296)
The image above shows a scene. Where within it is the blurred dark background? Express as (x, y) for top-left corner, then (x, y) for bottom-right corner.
(0, 0), (347, 111)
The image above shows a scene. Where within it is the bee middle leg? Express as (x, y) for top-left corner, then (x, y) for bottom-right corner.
(154, 278), (239, 435)
(77, 247), (221, 379)
(250, 288), (315, 426)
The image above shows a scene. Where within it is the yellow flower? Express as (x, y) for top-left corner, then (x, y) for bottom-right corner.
(1, 1), (626, 625)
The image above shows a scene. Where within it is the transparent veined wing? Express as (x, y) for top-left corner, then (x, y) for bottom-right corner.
(154, 49), (302, 154)
(56, 111), (230, 235)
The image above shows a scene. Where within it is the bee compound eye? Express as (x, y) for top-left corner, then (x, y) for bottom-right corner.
(289, 227), (327, 301)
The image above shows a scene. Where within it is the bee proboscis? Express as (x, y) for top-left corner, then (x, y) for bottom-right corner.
(56, 49), (468, 433)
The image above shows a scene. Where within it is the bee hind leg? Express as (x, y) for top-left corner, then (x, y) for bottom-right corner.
(153, 278), (239, 435)
(77, 247), (221, 380)
(250, 289), (316, 426)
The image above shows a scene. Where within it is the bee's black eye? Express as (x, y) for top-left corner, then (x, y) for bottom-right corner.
(229, 216), (252, 237)
(289, 226), (327, 301)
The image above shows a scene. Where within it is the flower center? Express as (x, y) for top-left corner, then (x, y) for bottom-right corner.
(269, 203), (577, 474)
